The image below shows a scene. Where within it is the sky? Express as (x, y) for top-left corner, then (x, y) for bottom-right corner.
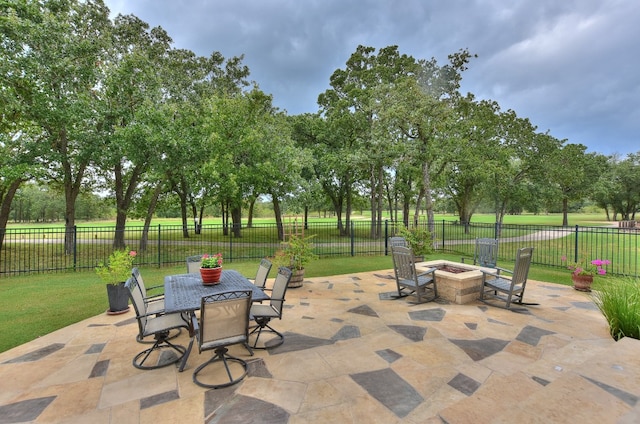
(104, 0), (639, 156)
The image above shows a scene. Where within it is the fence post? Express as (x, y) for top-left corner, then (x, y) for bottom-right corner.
(157, 224), (161, 268)
(229, 228), (233, 262)
(384, 220), (388, 255)
(441, 220), (445, 250)
(574, 225), (579, 263)
(350, 222), (355, 256)
(73, 225), (77, 271)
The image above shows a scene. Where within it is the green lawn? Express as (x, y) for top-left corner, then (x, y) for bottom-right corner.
(5, 212), (613, 229)
(0, 253), (577, 353)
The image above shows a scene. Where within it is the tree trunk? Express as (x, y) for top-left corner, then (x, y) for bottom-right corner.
(272, 195), (284, 240)
(421, 160), (436, 234)
(231, 206), (242, 238)
(562, 197), (569, 227)
(247, 196), (256, 228)
(369, 168), (377, 238)
(0, 179), (23, 248)
(376, 165), (384, 238)
(221, 201), (229, 236)
(176, 180), (189, 238)
(140, 182), (163, 252)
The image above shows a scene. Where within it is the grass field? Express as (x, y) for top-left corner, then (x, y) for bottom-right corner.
(4, 212), (614, 229)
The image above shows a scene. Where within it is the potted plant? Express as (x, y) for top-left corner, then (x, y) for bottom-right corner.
(397, 224), (434, 261)
(273, 234), (318, 288)
(95, 249), (137, 314)
(562, 254), (610, 292)
(200, 253), (223, 285)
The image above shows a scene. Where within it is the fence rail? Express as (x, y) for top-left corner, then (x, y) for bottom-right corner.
(1, 220), (638, 277)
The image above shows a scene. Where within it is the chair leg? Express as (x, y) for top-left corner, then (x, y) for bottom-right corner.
(133, 331), (186, 370)
(192, 347), (248, 389)
(178, 336), (196, 372)
(249, 318), (284, 349)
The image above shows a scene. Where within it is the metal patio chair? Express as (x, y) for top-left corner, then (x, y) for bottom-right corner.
(186, 255), (203, 273)
(248, 266), (292, 349)
(125, 277), (189, 370)
(192, 290), (253, 389)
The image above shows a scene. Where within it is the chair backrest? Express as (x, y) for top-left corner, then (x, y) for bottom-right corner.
(512, 247), (534, 286)
(253, 258), (272, 289)
(199, 290), (252, 351)
(474, 238), (499, 268)
(186, 255), (203, 273)
(131, 267), (147, 298)
(389, 236), (408, 249)
(391, 245), (417, 282)
(269, 267), (292, 317)
(125, 276), (147, 333)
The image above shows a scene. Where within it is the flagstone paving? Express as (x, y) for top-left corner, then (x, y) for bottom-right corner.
(0, 271), (638, 423)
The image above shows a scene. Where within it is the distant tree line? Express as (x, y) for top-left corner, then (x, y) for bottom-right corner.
(2, 0), (639, 252)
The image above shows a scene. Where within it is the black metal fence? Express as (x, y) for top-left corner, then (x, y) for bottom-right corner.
(1, 220), (638, 277)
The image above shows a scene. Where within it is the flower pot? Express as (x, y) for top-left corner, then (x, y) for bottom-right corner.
(288, 268), (305, 288)
(106, 282), (129, 314)
(572, 274), (594, 292)
(200, 267), (222, 284)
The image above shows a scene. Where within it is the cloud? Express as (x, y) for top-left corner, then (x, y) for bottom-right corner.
(105, 0), (639, 155)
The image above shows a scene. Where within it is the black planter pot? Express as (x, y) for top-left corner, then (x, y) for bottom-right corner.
(106, 282), (129, 314)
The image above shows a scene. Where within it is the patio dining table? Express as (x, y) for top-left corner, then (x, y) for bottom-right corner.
(163, 269), (270, 371)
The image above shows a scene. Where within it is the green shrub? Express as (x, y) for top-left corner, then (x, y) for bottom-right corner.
(592, 277), (640, 341)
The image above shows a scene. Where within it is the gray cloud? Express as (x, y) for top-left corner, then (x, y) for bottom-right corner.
(105, 0), (639, 155)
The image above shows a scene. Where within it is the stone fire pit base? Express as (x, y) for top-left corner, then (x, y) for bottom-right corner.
(415, 260), (496, 305)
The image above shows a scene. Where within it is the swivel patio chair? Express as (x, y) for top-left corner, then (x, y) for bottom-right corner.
(250, 258), (273, 291)
(186, 255), (203, 273)
(248, 266), (292, 349)
(125, 277), (189, 369)
(479, 247), (534, 309)
(131, 267), (164, 314)
(391, 245), (438, 303)
(192, 290), (253, 389)
(131, 268), (183, 344)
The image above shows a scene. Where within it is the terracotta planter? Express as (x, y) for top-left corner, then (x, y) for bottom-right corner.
(572, 274), (594, 292)
(200, 267), (222, 284)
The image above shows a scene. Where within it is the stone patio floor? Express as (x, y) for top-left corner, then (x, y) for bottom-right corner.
(0, 270), (639, 423)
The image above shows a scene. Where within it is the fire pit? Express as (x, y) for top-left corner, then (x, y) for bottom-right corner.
(416, 260), (496, 304)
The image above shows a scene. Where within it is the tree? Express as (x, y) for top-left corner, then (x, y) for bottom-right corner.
(596, 153), (640, 221)
(319, 45), (421, 238)
(374, 49), (473, 233)
(98, 14), (175, 248)
(545, 143), (605, 226)
(2, 0), (111, 253)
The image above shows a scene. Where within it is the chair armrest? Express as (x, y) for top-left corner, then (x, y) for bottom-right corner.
(494, 267), (510, 275)
(191, 313), (199, 332)
(145, 295), (164, 303)
(146, 285), (164, 294)
(417, 268), (436, 277)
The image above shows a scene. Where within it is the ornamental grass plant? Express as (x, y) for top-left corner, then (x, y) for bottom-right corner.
(592, 277), (640, 341)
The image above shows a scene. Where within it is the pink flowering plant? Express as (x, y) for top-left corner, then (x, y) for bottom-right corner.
(95, 249), (137, 285)
(200, 253), (223, 268)
(562, 254), (610, 277)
